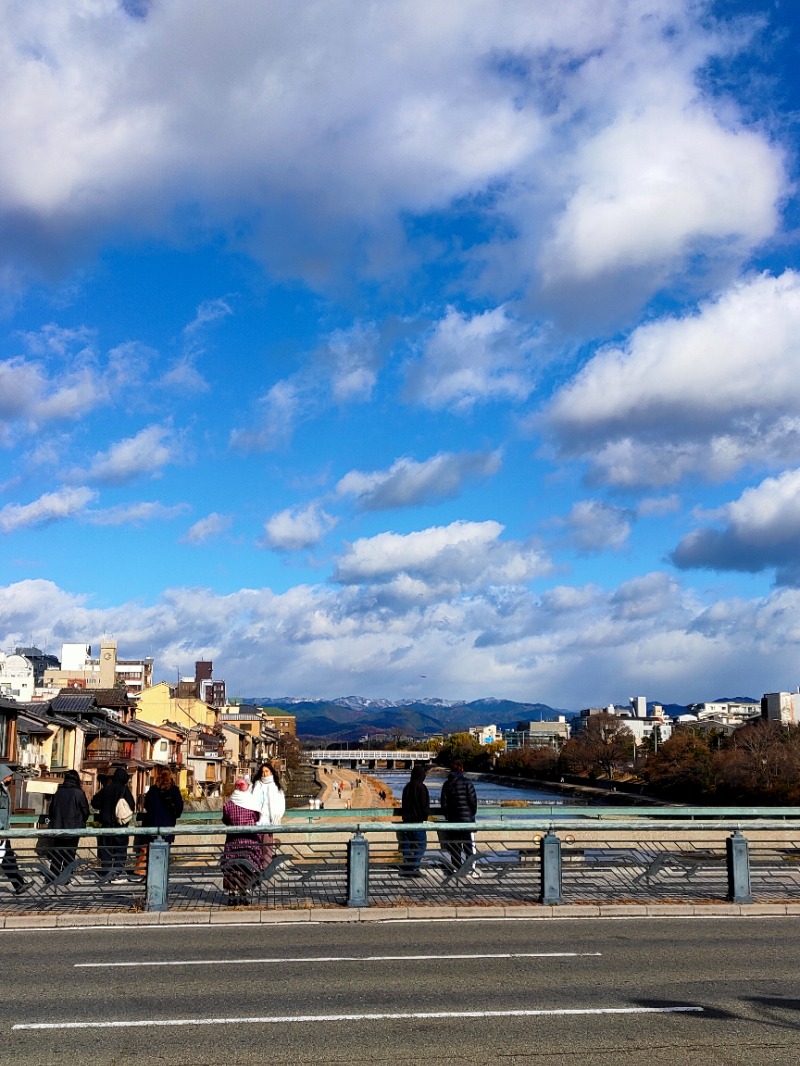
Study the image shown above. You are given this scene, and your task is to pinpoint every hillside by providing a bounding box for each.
[243,696,575,742]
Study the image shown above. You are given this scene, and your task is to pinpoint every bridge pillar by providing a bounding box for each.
[726,830,753,904]
[347,832,369,907]
[145,836,170,912]
[540,831,563,905]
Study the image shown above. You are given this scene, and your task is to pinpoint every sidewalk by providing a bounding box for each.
[3,900,800,929]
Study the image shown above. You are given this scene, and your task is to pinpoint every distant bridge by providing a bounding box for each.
[307,749,435,770]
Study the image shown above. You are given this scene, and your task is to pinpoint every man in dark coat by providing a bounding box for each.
[47,770,90,882]
[439,760,478,872]
[0,763,27,894]
[91,765,135,882]
[398,765,430,876]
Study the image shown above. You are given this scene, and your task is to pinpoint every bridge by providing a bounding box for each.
[307,748,435,769]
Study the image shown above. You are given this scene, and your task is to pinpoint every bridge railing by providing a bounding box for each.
[2,813,799,915]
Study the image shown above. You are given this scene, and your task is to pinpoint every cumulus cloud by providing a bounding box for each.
[0,1,777,310]
[539,105,782,288]
[2,572,799,706]
[74,424,180,485]
[560,500,633,553]
[405,307,537,412]
[336,449,501,511]
[181,512,233,545]
[548,271,800,486]
[332,520,550,601]
[261,503,337,552]
[671,469,800,585]
[0,486,95,532]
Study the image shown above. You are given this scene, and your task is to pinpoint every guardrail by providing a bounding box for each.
[3,811,800,915]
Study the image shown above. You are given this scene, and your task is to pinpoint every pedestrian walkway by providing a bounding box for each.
[315,767,395,809]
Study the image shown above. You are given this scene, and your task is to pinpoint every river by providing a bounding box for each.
[372,768,568,806]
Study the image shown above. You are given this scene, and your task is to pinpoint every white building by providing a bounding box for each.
[0,652,35,702]
[690,701,761,725]
[468,723,501,745]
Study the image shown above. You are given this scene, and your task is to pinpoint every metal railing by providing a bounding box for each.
[2,810,800,915]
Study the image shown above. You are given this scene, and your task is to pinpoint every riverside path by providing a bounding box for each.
[3,914,800,1065]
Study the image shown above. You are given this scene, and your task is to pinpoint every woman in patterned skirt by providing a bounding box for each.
[221,780,264,906]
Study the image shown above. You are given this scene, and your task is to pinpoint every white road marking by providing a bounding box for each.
[13,1005,703,1030]
[75,950,601,968]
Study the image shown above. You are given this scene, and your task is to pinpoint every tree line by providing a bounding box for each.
[435,715,800,804]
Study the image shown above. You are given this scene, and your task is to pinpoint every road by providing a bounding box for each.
[2,915,800,1064]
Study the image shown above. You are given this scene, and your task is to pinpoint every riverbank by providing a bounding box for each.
[315,766,396,809]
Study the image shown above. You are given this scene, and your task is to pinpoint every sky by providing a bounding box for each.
[2,0,800,708]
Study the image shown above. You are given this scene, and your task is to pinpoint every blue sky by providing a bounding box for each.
[2,0,800,707]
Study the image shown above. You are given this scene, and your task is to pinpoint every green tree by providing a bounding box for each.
[437,732,482,768]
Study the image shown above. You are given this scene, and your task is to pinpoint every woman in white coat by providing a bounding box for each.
[249,761,286,865]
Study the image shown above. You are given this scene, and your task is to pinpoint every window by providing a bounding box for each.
[0,715,7,759]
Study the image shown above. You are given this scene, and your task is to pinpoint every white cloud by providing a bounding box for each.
[539,105,782,287]
[324,322,381,404]
[86,501,190,527]
[261,503,337,552]
[333,520,549,598]
[0,486,95,532]
[548,271,800,486]
[76,424,180,485]
[405,306,537,412]
[181,512,233,545]
[0,1,777,309]
[336,450,501,511]
[2,572,799,707]
[671,469,800,584]
[561,500,632,553]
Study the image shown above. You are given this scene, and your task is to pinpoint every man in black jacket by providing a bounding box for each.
[439,760,478,873]
[398,765,430,876]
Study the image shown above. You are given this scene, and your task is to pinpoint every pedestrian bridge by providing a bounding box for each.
[308,749,435,770]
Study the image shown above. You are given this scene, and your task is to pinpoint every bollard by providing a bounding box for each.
[540,830,563,905]
[145,836,171,912]
[347,831,369,908]
[726,830,753,904]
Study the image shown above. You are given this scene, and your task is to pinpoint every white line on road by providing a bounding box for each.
[13,1006,703,1031]
[75,951,601,969]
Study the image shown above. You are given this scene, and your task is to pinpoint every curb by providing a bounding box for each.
[3,901,800,929]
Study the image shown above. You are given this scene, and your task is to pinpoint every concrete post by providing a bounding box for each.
[726,830,753,904]
[145,836,170,912]
[540,830,563,905]
[347,831,369,907]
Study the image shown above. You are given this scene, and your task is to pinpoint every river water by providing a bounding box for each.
[373,768,567,806]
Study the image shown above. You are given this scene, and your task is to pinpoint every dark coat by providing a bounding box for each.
[143,784,184,828]
[440,770,477,822]
[401,772,430,823]
[48,773,90,830]
[92,766,135,828]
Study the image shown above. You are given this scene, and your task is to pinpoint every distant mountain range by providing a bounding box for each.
[241,696,575,742]
[239,694,761,743]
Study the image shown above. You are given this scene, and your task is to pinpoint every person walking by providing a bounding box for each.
[0,764,27,894]
[398,764,430,877]
[46,770,90,882]
[439,760,478,873]
[221,779,265,905]
[91,765,135,882]
[248,761,286,866]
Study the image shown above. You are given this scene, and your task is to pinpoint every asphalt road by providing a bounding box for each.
[2,915,800,1065]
